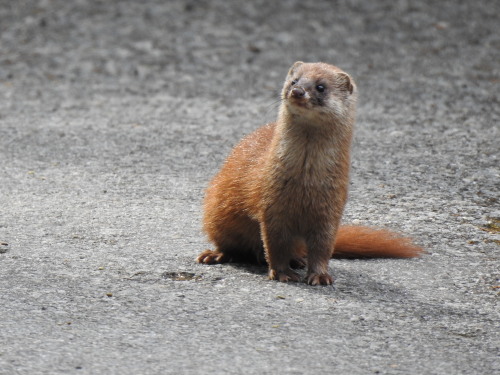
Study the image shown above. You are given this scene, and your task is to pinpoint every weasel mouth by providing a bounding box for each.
[288,96,309,108]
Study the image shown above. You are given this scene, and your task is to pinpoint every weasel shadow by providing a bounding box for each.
[225,259,416,301]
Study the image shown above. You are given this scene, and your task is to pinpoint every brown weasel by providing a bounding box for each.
[197,61,423,286]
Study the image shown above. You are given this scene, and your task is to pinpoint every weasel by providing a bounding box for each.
[197,61,423,286]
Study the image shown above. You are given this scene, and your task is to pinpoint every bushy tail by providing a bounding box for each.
[333,225,424,259]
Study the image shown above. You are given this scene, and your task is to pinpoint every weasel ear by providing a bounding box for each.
[288,61,304,76]
[337,72,354,95]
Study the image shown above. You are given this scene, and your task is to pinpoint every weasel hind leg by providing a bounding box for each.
[196,249,232,264]
[197,231,266,265]
[269,268,301,282]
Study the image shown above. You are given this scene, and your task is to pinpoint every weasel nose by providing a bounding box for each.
[291,87,305,98]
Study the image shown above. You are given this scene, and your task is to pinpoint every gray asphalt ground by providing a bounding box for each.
[1,1,499,374]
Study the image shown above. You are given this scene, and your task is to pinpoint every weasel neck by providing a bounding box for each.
[267,107,353,182]
[274,106,353,158]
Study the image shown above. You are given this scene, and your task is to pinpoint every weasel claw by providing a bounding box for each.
[306,273,333,286]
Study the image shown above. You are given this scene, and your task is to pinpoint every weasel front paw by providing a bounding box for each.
[306,272,333,286]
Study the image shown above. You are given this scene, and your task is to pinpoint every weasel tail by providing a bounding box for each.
[333,226,423,259]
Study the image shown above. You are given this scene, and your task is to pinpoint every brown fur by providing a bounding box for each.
[197,61,423,285]
[334,226,423,259]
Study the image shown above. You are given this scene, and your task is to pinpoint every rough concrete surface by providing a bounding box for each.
[0,1,499,374]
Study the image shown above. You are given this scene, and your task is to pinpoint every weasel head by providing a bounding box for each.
[280,61,357,125]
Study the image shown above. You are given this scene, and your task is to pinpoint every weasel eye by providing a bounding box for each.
[316,84,325,92]
[291,79,298,85]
